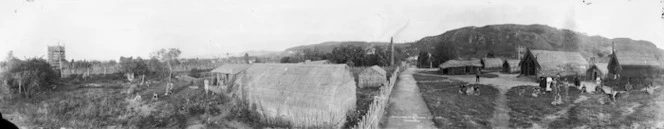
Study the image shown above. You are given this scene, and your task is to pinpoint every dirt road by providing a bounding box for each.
[385,68,437,129]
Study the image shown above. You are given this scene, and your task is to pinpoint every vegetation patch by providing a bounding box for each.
[343,86,381,128]
[413,74,499,129]
[549,88,664,129]
[506,85,581,128]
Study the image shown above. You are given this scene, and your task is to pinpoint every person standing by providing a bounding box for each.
[475,71,480,83]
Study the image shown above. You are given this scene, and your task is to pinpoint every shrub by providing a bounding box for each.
[1,57,58,98]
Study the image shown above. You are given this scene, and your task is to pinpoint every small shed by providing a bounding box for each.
[358,65,387,88]
[519,50,589,77]
[231,63,356,128]
[481,57,503,71]
[586,63,608,80]
[502,59,521,73]
[210,64,251,85]
[439,59,482,75]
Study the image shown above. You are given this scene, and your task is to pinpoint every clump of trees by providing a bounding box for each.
[1,51,58,98]
[280,45,407,67]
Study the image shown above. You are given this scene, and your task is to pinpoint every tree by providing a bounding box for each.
[329,45,365,66]
[119,56,149,81]
[417,52,431,68]
[152,48,181,82]
[1,57,57,98]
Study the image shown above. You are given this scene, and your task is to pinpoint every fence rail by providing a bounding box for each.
[352,64,405,129]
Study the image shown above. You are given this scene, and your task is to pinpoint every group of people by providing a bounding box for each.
[538,74,582,105]
[458,84,480,95]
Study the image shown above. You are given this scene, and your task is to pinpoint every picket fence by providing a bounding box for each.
[352,64,404,129]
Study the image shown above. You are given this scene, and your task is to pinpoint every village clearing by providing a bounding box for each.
[411,69,664,129]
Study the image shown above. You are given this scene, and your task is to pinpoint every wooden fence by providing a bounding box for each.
[352,64,405,129]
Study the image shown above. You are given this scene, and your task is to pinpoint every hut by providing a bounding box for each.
[210,64,251,85]
[586,63,609,80]
[358,65,387,88]
[231,64,356,128]
[439,59,482,75]
[502,59,521,73]
[519,50,589,77]
[481,57,503,72]
[302,60,331,64]
[608,51,662,78]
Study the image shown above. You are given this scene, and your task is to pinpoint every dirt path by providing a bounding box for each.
[431,72,537,129]
[385,68,437,129]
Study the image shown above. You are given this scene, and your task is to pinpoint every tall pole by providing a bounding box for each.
[390,37,394,66]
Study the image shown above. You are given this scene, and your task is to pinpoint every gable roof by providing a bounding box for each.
[211,64,251,74]
[482,58,503,68]
[589,63,609,74]
[529,50,589,67]
[439,59,482,69]
[363,65,387,75]
[528,50,589,76]
[504,59,520,67]
[612,51,661,67]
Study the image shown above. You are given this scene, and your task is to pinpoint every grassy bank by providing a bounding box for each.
[413,74,499,129]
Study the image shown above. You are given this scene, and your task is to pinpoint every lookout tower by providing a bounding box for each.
[47,45,66,71]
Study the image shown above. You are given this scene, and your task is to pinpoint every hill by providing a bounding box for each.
[412,24,663,65]
[284,41,413,54]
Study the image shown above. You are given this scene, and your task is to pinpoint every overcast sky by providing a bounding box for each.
[0,0,663,61]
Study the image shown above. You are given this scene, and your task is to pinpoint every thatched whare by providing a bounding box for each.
[231,63,356,128]
[502,59,521,73]
[210,64,251,85]
[481,57,503,71]
[439,59,482,75]
[519,50,589,77]
[586,63,608,80]
[608,51,662,78]
[358,65,387,88]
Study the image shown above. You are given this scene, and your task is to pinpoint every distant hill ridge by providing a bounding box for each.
[411,24,663,64]
[281,24,662,65]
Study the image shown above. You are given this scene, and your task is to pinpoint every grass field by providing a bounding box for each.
[506,84,664,128]
[413,74,499,129]
[506,85,582,128]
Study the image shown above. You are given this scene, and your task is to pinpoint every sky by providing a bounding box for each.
[0,0,663,61]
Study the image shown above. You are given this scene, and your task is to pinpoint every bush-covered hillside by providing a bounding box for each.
[411,24,663,66]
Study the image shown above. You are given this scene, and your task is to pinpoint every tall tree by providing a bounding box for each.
[151,48,181,81]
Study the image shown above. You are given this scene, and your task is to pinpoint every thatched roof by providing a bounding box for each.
[439,59,482,69]
[211,64,251,74]
[363,65,387,76]
[482,58,503,68]
[303,60,331,64]
[504,59,520,68]
[613,51,661,67]
[589,63,609,74]
[529,50,589,76]
[232,63,356,127]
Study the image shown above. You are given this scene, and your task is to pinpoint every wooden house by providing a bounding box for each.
[519,50,589,77]
[502,59,521,73]
[608,51,662,78]
[481,57,503,72]
[586,63,608,80]
[358,65,387,88]
[439,59,482,75]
